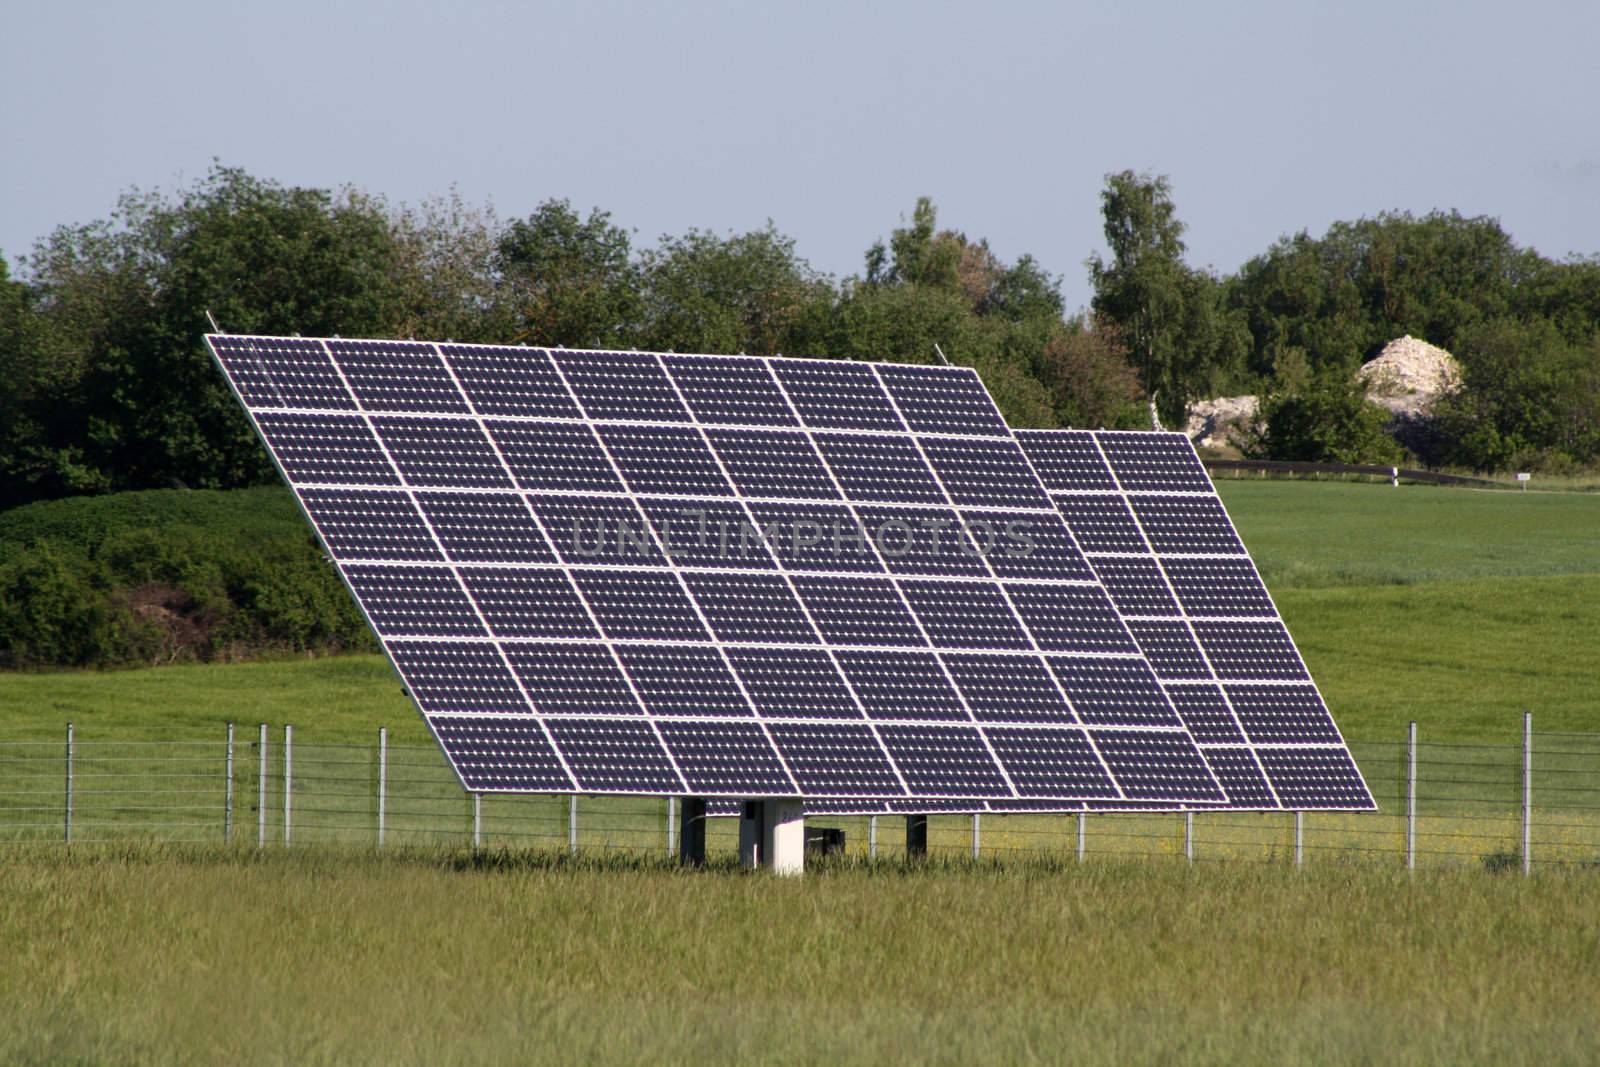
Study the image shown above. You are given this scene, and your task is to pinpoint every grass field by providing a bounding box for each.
[2,847,1598,1066]
[3,480,1600,1063]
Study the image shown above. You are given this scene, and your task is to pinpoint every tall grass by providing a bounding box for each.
[0,846,1596,1065]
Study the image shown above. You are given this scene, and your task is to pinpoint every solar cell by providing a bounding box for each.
[213,335,1233,804]
[370,416,508,488]
[813,433,944,503]
[254,413,396,485]
[210,336,353,410]
[874,363,1010,436]
[833,651,968,721]
[596,424,733,496]
[503,644,643,716]
[442,345,580,419]
[299,488,439,561]
[552,350,688,422]
[703,429,839,500]
[328,340,468,413]
[661,354,797,426]
[768,360,901,430]
[939,653,1076,724]
[459,568,597,638]
[413,491,554,563]
[545,719,681,793]
[484,422,622,493]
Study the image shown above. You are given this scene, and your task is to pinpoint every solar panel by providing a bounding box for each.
[1016,429,1374,811]
[210,335,1225,804]
[707,429,1374,816]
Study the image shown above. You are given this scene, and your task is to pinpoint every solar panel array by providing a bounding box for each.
[209,335,1230,804]
[1016,430,1371,809]
[717,431,1375,815]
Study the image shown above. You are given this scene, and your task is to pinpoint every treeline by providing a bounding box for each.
[3,165,1600,513]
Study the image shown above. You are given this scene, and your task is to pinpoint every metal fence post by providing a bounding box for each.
[1522,711,1532,876]
[377,727,387,849]
[64,722,74,845]
[568,795,578,855]
[283,724,293,847]
[666,796,677,855]
[1077,812,1086,862]
[257,724,267,849]
[1294,811,1304,869]
[473,794,482,849]
[971,813,981,860]
[868,815,878,859]
[1185,811,1194,865]
[225,722,235,843]
[1406,721,1417,871]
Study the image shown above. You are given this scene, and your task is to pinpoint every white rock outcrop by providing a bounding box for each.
[1357,335,1461,417]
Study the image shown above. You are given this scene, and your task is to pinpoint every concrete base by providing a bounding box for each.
[678,797,706,867]
[739,799,806,875]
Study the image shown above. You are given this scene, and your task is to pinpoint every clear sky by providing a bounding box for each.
[4,0,1596,310]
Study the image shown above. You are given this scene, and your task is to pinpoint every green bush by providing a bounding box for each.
[1248,364,1404,466]
[0,486,372,669]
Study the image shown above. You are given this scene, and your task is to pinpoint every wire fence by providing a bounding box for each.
[4,717,1597,872]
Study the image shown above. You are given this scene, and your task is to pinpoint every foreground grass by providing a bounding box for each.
[0,847,1596,1066]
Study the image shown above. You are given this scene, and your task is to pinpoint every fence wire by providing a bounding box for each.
[3,723,1596,871]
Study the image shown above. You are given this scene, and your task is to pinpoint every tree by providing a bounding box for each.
[1249,363,1403,465]
[7,166,408,506]
[636,224,829,355]
[1088,171,1243,426]
[496,200,641,348]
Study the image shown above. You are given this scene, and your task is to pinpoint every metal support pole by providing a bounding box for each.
[905,814,928,858]
[678,797,707,866]
[666,796,677,855]
[1522,710,1532,876]
[1406,721,1417,871]
[1184,811,1194,865]
[64,722,74,845]
[225,722,235,843]
[473,794,482,849]
[971,813,981,860]
[377,727,387,849]
[1077,812,1086,862]
[283,724,293,847]
[568,795,578,856]
[257,724,267,849]
[1294,811,1304,869]
[868,815,878,859]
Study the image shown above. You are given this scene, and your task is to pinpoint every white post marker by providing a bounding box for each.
[257,724,267,849]
[868,814,878,859]
[1185,811,1194,865]
[283,724,293,847]
[377,727,387,849]
[1077,812,1087,862]
[1522,711,1532,876]
[971,813,981,860]
[224,722,235,843]
[64,722,74,845]
[1406,721,1417,871]
[1294,811,1304,869]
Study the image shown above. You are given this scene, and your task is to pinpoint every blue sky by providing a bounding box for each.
[4,0,1596,310]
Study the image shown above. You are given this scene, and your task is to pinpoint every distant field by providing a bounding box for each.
[4,479,1596,746]
[1,847,1596,1066]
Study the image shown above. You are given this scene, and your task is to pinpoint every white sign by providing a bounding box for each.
[1515,473,1531,482]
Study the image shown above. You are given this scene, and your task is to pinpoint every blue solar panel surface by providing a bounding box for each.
[709,430,1374,816]
[209,336,1226,803]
